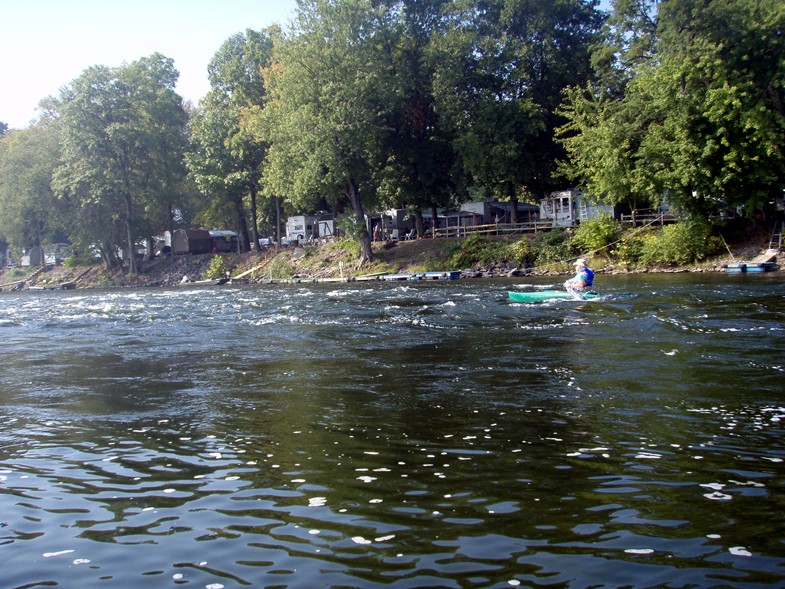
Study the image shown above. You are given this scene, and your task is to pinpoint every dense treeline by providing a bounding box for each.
[0,0,782,271]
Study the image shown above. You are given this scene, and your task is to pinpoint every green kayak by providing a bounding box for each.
[508,290,599,303]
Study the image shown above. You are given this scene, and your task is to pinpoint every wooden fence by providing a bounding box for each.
[430,221,559,239]
[619,211,678,227]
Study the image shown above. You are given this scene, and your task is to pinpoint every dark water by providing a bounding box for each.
[1,273,784,588]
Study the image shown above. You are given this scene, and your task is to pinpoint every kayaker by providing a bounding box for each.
[564,258,594,293]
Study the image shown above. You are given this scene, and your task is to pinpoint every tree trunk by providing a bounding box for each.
[346,178,373,267]
[275,196,282,244]
[234,197,251,253]
[168,204,175,265]
[507,182,519,224]
[414,209,424,237]
[124,193,137,274]
[430,205,439,237]
[249,185,260,251]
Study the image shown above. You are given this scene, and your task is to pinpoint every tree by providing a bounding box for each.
[187,29,277,252]
[53,54,189,272]
[0,121,66,261]
[373,0,458,236]
[256,0,401,265]
[560,0,785,214]
[438,0,604,220]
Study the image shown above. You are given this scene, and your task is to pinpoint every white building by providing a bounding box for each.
[539,189,616,227]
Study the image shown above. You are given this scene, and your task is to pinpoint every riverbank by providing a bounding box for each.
[0,230,777,291]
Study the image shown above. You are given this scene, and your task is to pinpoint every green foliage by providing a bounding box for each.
[206,255,230,279]
[64,255,96,268]
[502,238,535,266]
[533,229,571,269]
[326,238,361,263]
[570,212,622,255]
[613,231,647,267]
[561,0,785,213]
[335,214,364,244]
[639,219,721,266]
[54,54,189,274]
[447,235,498,268]
[0,124,66,251]
[267,255,294,279]
[447,234,537,269]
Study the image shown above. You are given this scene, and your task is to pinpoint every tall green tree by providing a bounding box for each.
[373,0,457,236]
[0,121,66,261]
[187,29,277,252]
[53,54,188,273]
[561,0,785,214]
[438,0,604,221]
[257,0,401,265]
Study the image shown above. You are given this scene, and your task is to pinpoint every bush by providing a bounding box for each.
[327,238,360,260]
[206,255,230,279]
[447,234,498,268]
[501,237,535,266]
[267,255,295,279]
[639,219,721,266]
[570,212,622,256]
[532,229,571,269]
[614,232,647,267]
[64,255,96,268]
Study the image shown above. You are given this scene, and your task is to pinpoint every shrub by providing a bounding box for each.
[447,234,498,268]
[532,229,571,269]
[267,255,295,279]
[570,212,622,256]
[327,238,360,260]
[64,255,96,268]
[206,255,230,279]
[614,232,647,267]
[501,237,535,267]
[639,219,721,266]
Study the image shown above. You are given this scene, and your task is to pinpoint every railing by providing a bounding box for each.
[768,220,782,252]
[620,210,678,227]
[430,221,558,239]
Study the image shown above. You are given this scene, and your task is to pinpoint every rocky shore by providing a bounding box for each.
[0,233,775,292]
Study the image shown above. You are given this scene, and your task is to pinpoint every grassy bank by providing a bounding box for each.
[0,219,777,291]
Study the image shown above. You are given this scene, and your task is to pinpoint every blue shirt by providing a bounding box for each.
[575,268,594,286]
[575,268,594,287]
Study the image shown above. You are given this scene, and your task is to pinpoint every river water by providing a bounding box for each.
[1,272,784,588]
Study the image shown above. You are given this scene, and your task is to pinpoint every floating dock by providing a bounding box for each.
[725,261,779,273]
[382,270,461,282]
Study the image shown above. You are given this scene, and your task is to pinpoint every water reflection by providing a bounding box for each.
[1,274,784,587]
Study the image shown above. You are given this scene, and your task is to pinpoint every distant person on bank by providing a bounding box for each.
[564,258,594,293]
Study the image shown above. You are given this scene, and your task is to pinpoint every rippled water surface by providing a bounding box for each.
[1,273,784,588]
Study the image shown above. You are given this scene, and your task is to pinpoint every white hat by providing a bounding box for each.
[574,258,587,267]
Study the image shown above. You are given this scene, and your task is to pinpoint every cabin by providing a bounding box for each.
[171,229,212,255]
[539,189,616,227]
[460,200,539,224]
[366,209,416,241]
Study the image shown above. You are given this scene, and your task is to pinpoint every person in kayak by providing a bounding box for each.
[564,258,594,293]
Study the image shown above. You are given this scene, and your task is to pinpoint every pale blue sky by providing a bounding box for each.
[0,0,298,129]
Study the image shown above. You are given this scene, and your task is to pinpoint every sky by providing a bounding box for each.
[0,0,299,129]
